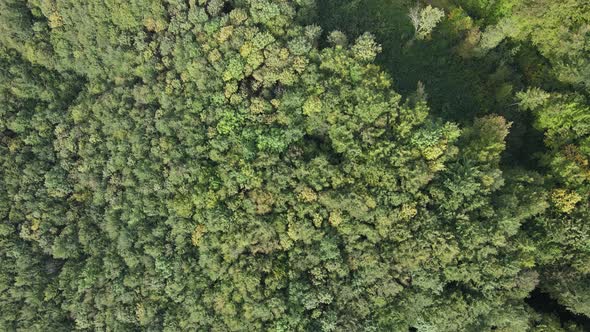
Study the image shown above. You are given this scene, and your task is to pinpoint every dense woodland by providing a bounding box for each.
[0,0,589,331]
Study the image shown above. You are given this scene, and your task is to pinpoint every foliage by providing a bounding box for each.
[408,4,445,40]
[0,0,589,331]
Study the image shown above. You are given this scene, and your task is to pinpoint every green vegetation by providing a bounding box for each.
[0,0,588,331]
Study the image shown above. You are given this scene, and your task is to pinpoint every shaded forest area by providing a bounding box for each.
[317,0,571,168]
[0,0,589,331]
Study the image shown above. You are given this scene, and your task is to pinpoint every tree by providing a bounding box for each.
[408,4,445,40]
[1,0,589,330]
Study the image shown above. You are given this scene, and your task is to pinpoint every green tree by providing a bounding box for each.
[1,0,589,330]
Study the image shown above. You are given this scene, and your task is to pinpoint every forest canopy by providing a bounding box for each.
[0,0,589,331]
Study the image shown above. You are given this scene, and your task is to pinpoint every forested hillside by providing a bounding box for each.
[0,0,588,331]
